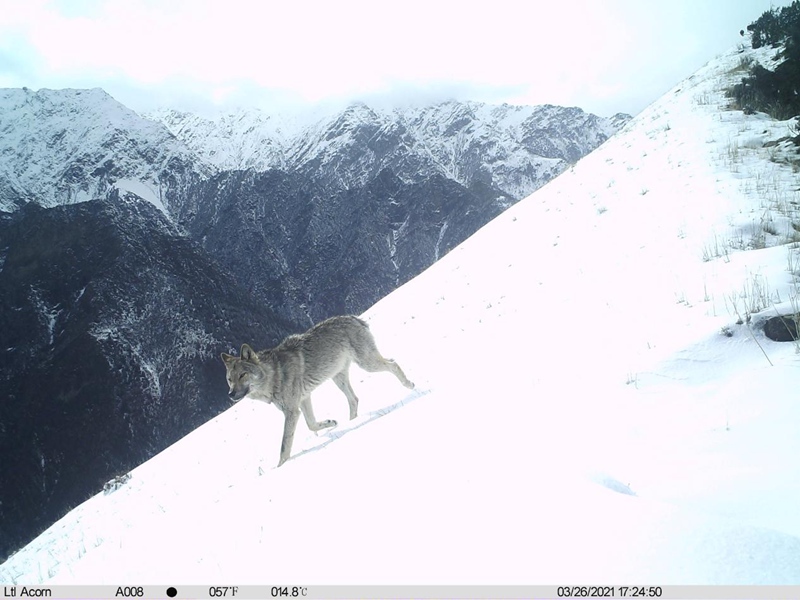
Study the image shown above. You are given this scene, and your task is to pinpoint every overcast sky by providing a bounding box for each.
[0,0,793,118]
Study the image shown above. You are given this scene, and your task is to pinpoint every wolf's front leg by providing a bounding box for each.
[300,396,337,431]
[278,408,301,467]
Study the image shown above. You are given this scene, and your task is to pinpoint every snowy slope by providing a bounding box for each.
[4,41,800,584]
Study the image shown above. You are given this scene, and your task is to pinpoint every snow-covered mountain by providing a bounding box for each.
[149,100,630,199]
[0,89,625,219]
[3,38,800,584]
[0,88,212,214]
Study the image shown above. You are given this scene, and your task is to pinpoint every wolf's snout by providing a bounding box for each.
[228,388,246,402]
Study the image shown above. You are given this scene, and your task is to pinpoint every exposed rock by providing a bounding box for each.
[763,315,799,341]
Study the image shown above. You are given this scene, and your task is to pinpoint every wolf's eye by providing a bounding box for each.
[239,372,248,381]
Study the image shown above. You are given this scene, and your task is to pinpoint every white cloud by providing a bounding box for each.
[0,0,794,116]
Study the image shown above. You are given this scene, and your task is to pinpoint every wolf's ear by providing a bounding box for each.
[221,352,235,365]
[240,343,259,363]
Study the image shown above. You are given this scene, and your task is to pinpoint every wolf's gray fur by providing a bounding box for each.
[221,315,414,466]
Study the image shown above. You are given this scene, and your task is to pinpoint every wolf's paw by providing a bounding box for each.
[405,380,416,389]
[321,419,337,429]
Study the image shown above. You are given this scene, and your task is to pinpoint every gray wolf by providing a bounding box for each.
[221,315,414,466]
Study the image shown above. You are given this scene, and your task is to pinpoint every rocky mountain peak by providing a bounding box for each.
[148,99,630,200]
[0,88,213,214]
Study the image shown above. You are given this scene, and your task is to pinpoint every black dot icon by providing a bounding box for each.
[166,587,178,598]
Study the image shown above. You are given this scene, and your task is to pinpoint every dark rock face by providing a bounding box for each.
[180,168,514,324]
[0,195,293,559]
[763,315,799,341]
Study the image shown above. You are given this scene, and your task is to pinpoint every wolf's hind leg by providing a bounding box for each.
[356,352,415,390]
[300,396,337,432]
[333,371,360,419]
[385,358,415,389]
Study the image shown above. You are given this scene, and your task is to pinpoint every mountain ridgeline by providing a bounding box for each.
[151,100,631,200]
[0,87,629,559]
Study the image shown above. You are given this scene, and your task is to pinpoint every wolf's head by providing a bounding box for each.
[221,344,263,403]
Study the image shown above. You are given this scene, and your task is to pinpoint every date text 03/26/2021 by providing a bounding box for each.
[557,586,663,598]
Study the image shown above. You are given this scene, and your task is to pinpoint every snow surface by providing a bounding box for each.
[112,179,167,214]
[3,42,800,584]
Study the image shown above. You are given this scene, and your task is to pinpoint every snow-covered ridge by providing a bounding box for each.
[0,87,212,214]
[148,100,630,199]
[0,87,626,217]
